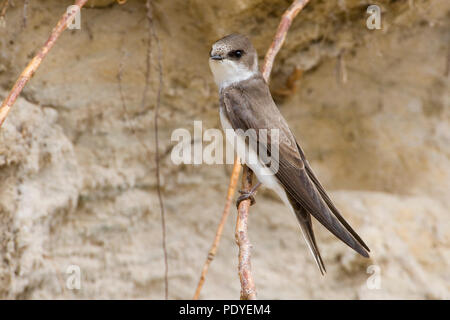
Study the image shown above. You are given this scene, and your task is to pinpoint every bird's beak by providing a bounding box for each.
[210,55,223,61]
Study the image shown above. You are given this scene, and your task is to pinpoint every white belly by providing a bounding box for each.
[219,107,323,265]
[219,107,290,205]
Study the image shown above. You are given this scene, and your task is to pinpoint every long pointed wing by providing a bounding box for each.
[296,143,370,252]
[289,194,326,274]
[221,76,369,257]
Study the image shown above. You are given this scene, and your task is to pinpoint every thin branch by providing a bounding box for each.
[146,0,169,300]
[235,0,311,300]
[0,0,89,128]
[235,165,256,300]
[262,0,311,82]
[193,156,241,300]
[193,0,311,301]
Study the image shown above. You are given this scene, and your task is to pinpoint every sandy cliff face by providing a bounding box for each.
[0,0,448,299]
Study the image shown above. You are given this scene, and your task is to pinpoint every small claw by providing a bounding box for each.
[236,190,256,208]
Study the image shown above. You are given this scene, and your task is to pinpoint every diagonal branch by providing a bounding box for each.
[193,156,241,299]
[262,0,311,81]
[234,0,311,300]
[194,0,311,300]
[0,0,89,127]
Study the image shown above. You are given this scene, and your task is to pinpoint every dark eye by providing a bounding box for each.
[228,50,244,59]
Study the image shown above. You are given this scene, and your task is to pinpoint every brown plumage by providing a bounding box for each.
[210,34,370,273]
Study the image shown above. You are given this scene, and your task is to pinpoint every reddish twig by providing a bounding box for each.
[194,0,310,301]
[0,0,89,128]
[262,0,310,82]
[235,165,256,300]
[236,0,311,300]
[193,156,241,300]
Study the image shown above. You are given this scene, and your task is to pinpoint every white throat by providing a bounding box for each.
[209,58,257,90]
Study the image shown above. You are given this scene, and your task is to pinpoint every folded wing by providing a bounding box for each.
[221,77,369,257]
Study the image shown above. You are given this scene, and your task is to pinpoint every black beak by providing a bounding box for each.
[210,55,223,61]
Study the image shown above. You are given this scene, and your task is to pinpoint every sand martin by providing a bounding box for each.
[209,34,370,274]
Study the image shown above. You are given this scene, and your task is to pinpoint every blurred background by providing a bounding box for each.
[0,0,448,299]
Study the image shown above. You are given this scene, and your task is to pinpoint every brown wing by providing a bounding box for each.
[221,75,369,257]
[296,143,370,252]
[288,193,326,274]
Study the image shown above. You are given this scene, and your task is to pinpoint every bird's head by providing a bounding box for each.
[209,33,258,89]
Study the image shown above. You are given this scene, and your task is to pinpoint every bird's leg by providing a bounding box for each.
[236,182,261,208]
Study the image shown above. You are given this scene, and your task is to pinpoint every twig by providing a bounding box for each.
[262,0,310,82]
[235,165,256,300]
[0,0,89,127]
[146,0,169,300]
[194,0,311,301]
[235,0,311,300]
[193,156,241,300]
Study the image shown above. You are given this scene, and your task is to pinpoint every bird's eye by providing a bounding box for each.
[228,50,244,59]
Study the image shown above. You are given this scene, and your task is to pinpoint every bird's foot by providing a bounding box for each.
[235,182,261,208]
[236,191,256,208]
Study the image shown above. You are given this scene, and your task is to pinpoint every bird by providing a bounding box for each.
[208,33,370,274]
